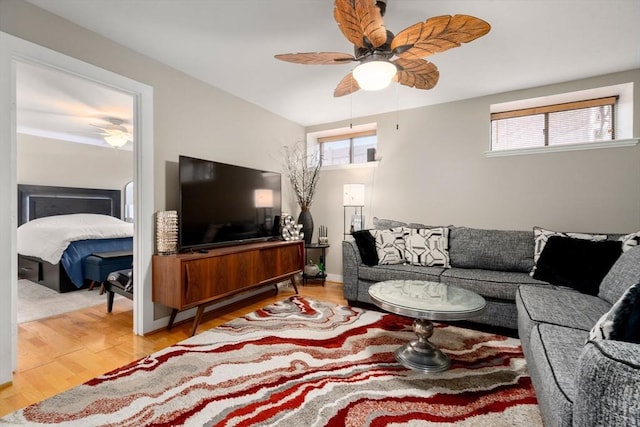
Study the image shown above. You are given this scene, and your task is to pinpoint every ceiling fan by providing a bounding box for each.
[91,117,132,148]
[275,0,490,97]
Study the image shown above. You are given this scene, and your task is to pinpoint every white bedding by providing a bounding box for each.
[17,213,134,264]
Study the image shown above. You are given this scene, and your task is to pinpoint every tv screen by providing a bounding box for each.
[178,155,282,251]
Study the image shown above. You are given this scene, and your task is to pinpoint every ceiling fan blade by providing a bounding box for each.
[334,0,388,49]
[333,72,360,97]
[391,15,491,60]
[274,52,355,65]
[355,0,388,48]
[393,58,439,90]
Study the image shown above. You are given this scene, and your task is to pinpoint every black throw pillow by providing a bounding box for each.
[533,236,622,296]
[351,230,378,266]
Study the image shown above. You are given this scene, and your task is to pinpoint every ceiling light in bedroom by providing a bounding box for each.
[104,132,129,148]
[93,118,131,148]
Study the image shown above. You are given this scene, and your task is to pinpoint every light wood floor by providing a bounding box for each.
[0,280,346,417]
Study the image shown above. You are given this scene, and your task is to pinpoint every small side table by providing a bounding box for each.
[303,243,329,286]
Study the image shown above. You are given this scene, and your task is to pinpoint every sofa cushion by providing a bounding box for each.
[440,268,545,300]
[516,286,611,337]
[403,227,450,267]
[372,217,406,229]
[532,236,622,296]
[448,227,534,272]
[351,230,378,266]
[358,264,444,283]
[528,323,588,427]
[531,226,607,276]
[370,227,406,265]
[589,282,640,343]
[598,246,640,304]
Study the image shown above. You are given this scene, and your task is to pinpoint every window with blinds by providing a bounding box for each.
[318,130,377,166]
[491,96,616,151]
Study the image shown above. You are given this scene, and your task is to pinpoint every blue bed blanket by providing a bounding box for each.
[61,238,133,288]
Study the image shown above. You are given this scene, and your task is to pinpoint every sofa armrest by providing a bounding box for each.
[573,340,640,427]
[342,240,362,301]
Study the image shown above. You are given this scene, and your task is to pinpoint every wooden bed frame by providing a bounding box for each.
[17,184,122,293]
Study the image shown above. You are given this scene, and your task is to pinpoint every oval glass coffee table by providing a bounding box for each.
[368,280,486,373]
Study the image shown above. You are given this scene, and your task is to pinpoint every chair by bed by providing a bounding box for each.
[17,184,133,293]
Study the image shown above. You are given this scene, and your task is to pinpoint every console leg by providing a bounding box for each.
[191,305,205,336]
[167,309,178,330]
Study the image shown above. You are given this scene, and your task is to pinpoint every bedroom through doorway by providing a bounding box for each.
[15,62,136,326]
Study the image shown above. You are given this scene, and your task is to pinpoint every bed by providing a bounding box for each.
[17,185,133,293]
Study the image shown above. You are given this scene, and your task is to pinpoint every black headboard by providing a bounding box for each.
[18,185,122,226]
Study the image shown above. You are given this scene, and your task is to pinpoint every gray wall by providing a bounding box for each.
[2,0,639,286]
[17,134,133,191]
[0,0,304,322]
[307,69,640,279]
[0,0,304,219]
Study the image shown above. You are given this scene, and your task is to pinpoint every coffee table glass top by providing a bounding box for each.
[368,280,486,321]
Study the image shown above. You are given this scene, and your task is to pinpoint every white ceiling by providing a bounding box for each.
[17,0,640,144]
[17,61,134,149]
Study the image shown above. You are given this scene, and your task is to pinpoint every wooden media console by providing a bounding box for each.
[152,240,304,335]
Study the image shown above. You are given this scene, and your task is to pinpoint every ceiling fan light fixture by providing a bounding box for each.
[104,133,129,148]
[352,60,397,91]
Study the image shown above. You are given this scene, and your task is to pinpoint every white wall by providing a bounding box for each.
[307,69,640,280]
[17,134,133,191]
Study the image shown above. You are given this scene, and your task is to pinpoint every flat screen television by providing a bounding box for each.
[178,155,282,251]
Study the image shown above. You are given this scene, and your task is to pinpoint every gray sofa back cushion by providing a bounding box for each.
[598,246,640,304]
[448,227,534,272]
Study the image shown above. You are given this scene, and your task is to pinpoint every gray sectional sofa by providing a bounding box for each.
[342,219,640,426]
[343,222,552,329]
[516,246,640,427]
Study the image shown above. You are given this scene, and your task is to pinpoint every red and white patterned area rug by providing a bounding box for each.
[1,296,543,426]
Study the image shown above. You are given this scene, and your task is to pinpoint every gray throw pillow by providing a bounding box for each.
[589,282,640,343]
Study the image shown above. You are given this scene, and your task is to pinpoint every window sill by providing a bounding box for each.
[321,161,379,171]
[484,138,639,158]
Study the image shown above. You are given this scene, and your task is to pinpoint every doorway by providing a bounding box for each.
[0,31,154,384]
[15,59,135,322]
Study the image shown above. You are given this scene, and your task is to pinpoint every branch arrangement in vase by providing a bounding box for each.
[282,142,321,210]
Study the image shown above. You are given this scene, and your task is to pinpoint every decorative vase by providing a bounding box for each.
[298,207,314,245]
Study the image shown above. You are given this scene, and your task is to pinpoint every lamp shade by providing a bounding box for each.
[343,184,365,206]
[254,189,274,208]
[352,60,397,91]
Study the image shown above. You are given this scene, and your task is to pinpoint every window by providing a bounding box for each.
[317,130,376,166]
[491,97,616,151]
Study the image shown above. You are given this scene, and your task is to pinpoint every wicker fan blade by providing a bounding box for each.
[334,72,360,97]
[334,0,388,49]
[355,0,388,48]
[391,15,491,60]
[274,52,355,65]
[393,58,439,90]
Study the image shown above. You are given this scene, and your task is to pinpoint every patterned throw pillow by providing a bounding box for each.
[619,231,640,252]
[370,227,407,265]
[403,227,451,268]
[531,226,607,276]
[589,282,640,343]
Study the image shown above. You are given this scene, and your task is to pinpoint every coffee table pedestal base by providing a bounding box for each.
[395,318,450,373]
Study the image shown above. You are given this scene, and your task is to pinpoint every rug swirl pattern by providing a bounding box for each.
[1,296,542,426]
